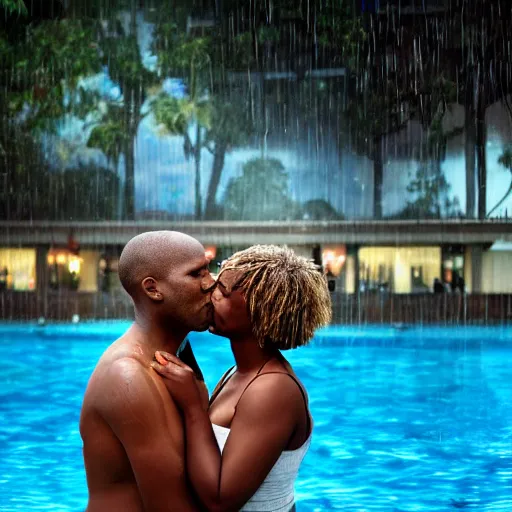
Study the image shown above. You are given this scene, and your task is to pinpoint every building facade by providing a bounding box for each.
[1,220,511,323]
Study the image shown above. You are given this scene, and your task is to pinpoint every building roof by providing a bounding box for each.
[1,220,511,247]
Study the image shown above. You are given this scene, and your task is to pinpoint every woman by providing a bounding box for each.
[152,245,331,512]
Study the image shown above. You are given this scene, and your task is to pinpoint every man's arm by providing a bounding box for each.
[182,374,303,512]
[98,357,200,512]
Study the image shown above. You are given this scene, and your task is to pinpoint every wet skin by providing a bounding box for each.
[151,268,312,512]
[80,248,214,512]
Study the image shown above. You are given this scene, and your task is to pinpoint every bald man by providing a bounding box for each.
[80,231,215,512]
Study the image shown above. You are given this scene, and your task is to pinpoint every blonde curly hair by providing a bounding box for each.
[218,245,332,350]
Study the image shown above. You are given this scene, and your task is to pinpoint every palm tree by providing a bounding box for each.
[86,107,128,171]
[203,99,253,219]
[86,105,131,218]
[487,147,512,217]
[152,22,215,219]
[152,92,213,220]
[87,1,158,219]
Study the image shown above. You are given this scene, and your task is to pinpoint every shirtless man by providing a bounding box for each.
[80,231,215,512]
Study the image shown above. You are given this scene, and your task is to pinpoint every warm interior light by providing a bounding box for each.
[68,257,81,274]
[443,259,453,269]
[323,250,335,263]
[56,253,67,265]
[205,246,217,260]
[322,246,347,277]
[47,254,55,265]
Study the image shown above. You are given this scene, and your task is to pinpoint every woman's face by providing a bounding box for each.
[210,269,252,339]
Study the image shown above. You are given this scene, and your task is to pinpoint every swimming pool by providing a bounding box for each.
[1,323,511,511]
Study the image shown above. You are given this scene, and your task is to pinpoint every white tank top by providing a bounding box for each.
[212,423,311,512]
[208,361,312,512]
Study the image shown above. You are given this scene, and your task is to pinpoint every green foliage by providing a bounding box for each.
[101,33,157,92]
[346,78,458,158]
[1,4,162,221]
[0,128,119,220]
[230,32,254,69]
[167,37,212,74]
[0,33,9,55]
[152,16,219,220]
[487,146,512,217]
[302,199,343,221]
[223,157,297,221]
[152,19,212,96]
[87,116,130,166]
[2,19,101,131]
[258,26,280,44]
[316,0,366,68]
[0,0,26,15]
[67,0,134,20]
[151,90,213,218]
[216,0,364,71]
[72,87,102,120]
[498,147,512,171]
[152,93,212,139]
[345,8,459,155]
[203,97,254,218]
[205,99,253,149]
[276,0,303,19]
[86,14,160,220]
[152,95,191,134]
[345,89,409,155]
[56,165,120,220]
[424,103,464,162]
[396,164,462,220]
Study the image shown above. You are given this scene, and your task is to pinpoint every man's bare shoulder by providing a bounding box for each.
[80,338,198,512]
[105,353,146,377]
[89,354,153,407]
[83,337,154,412]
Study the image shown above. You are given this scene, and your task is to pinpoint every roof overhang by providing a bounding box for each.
[1,220,511,247]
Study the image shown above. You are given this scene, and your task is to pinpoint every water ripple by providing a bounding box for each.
[0,326,511,510]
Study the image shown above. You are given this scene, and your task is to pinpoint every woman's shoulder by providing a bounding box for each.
[262,358,307,394]
[239,363,308,414]
[233,374,305,431]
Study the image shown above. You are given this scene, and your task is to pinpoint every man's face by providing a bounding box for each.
[159,247,215,332]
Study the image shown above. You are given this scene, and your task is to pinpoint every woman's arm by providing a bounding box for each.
[152,354,303,512]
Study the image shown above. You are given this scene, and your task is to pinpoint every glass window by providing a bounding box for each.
[359,246,442,293]
[0,248,36,291]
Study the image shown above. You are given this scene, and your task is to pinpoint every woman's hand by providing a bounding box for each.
[151,351,202,410]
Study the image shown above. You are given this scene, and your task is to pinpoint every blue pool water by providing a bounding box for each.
[1,323,512,511]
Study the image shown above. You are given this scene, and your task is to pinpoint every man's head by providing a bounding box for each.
[118,231,214,332]
[213,245,332,349]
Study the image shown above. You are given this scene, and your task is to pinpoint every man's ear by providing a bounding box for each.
[141,277,163,301]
